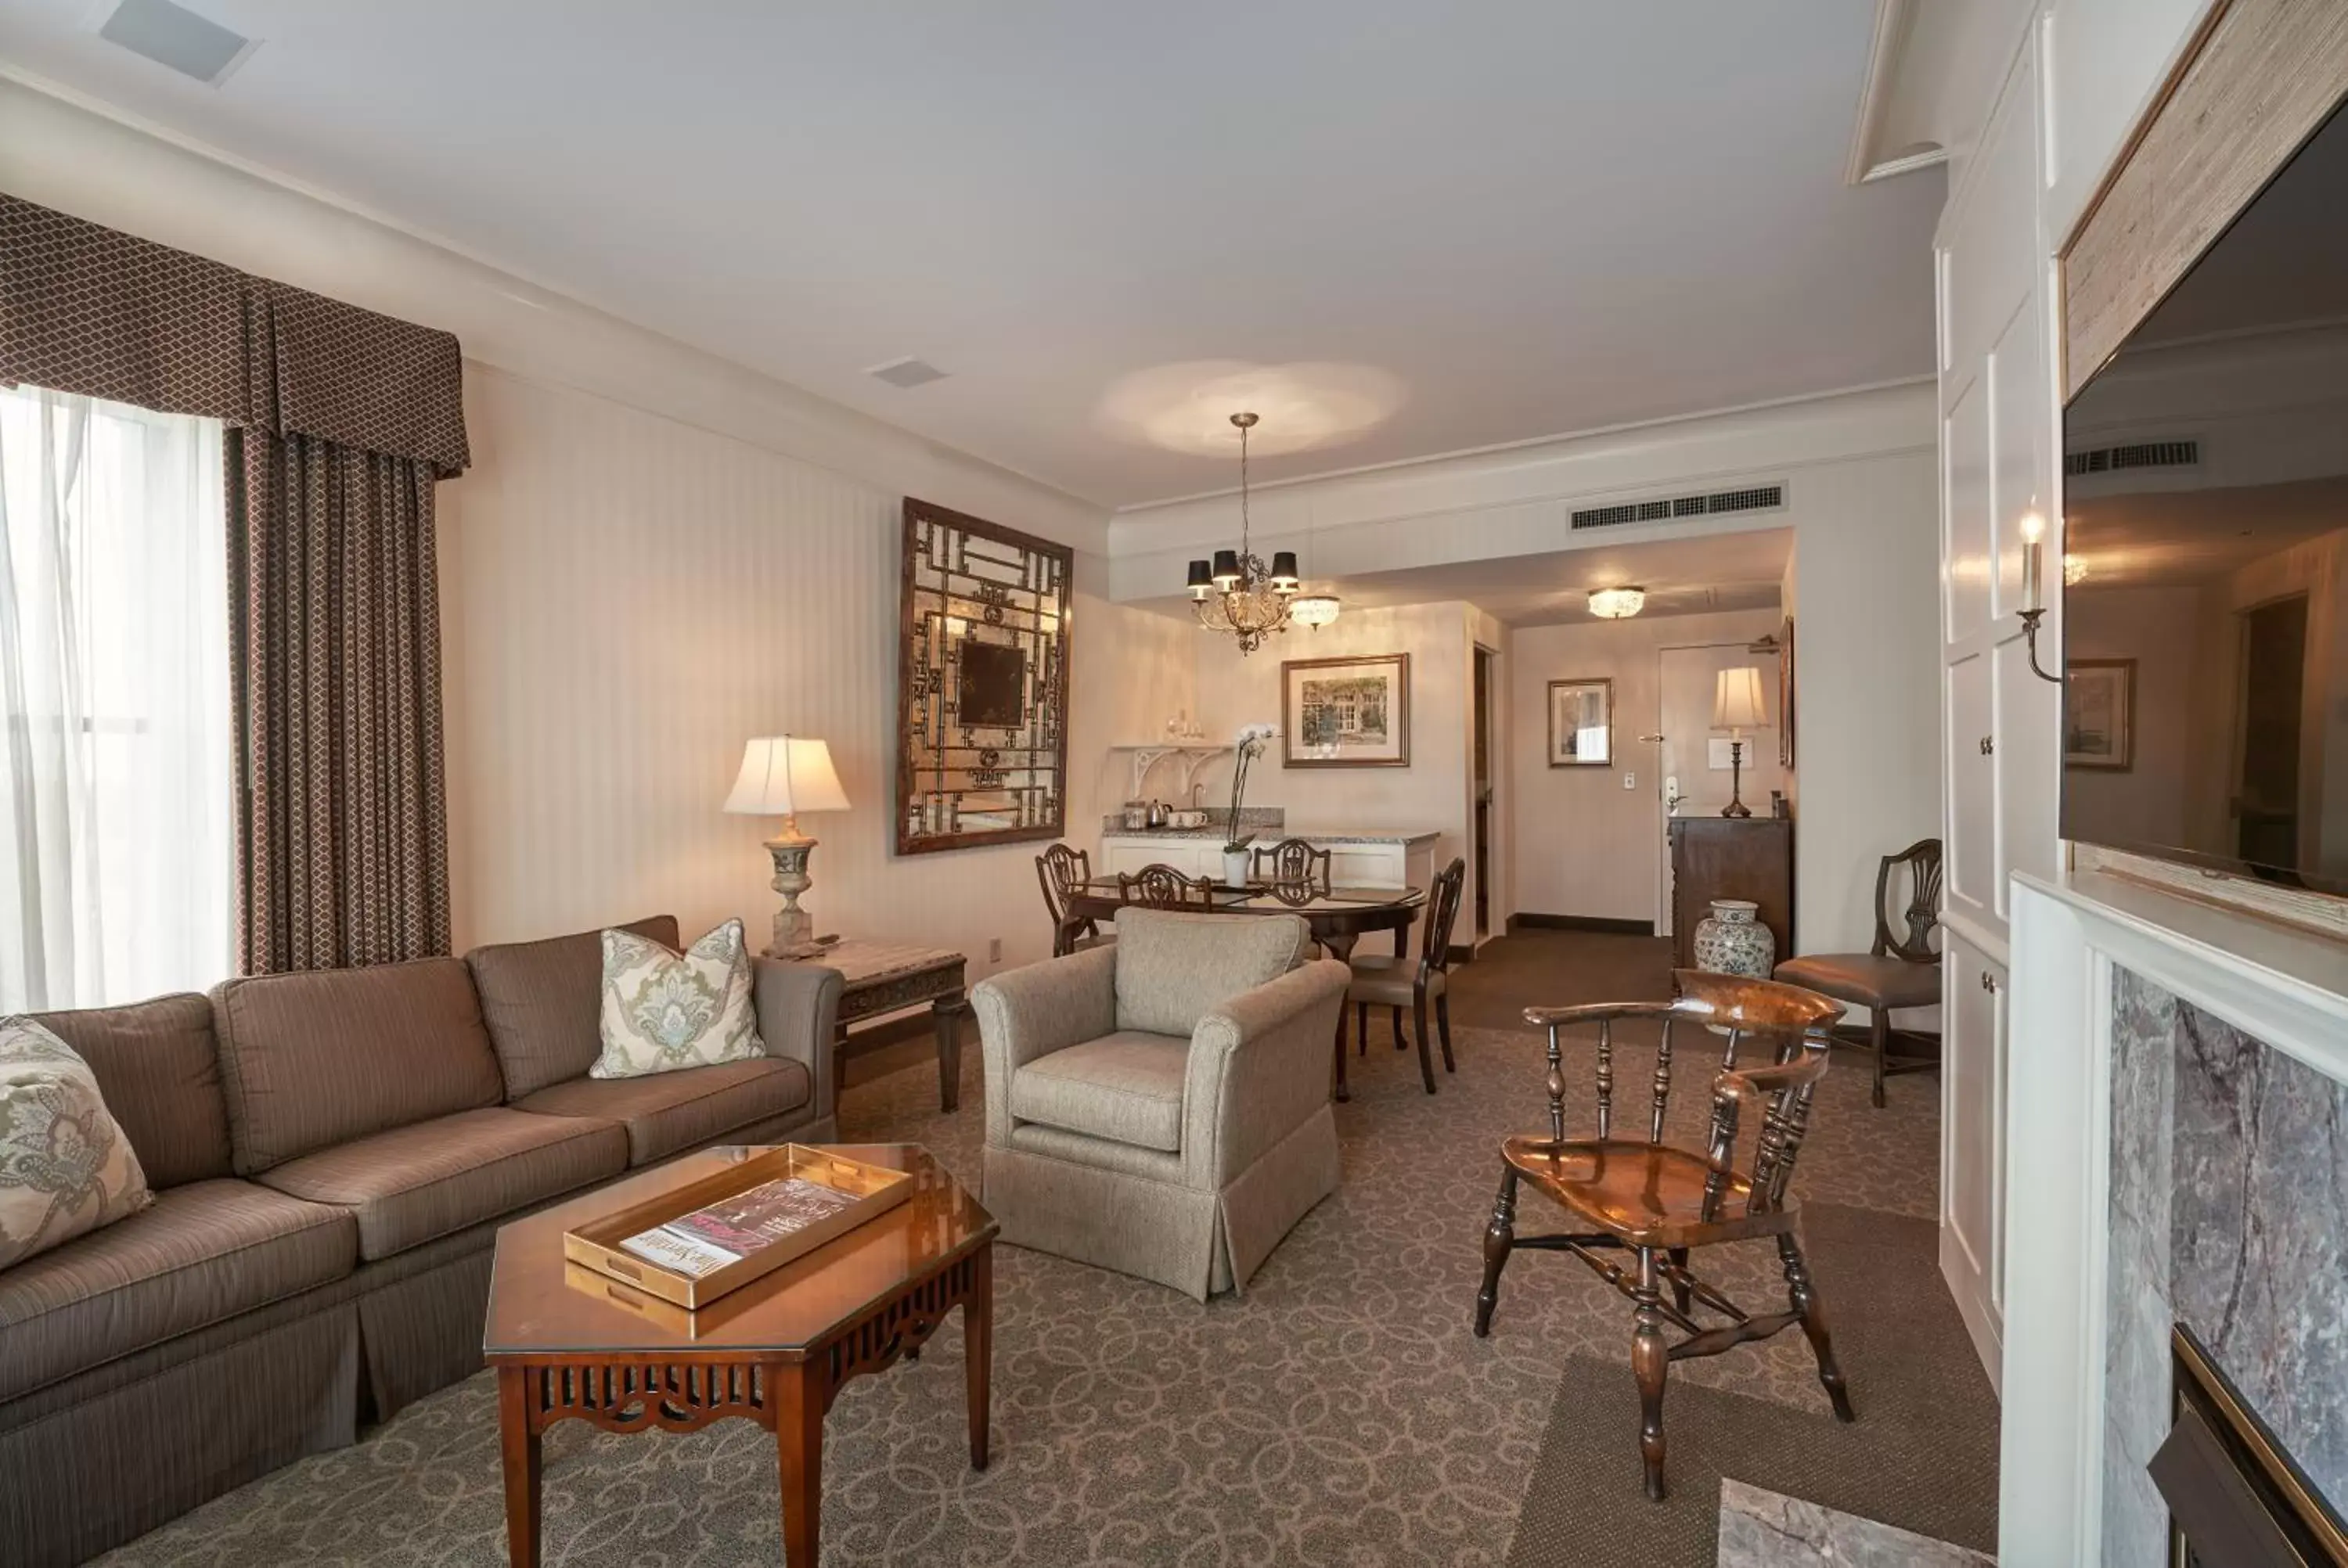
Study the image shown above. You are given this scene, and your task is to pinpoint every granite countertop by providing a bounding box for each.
[1102,825,1439,846]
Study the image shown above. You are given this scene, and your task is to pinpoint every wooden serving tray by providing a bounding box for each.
[563,1144,911,1310]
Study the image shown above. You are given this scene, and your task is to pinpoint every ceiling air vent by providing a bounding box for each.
[866,357,950,390]
[2064,439,2199,477]
[1570,483,1785,531]
[92,0,259,85]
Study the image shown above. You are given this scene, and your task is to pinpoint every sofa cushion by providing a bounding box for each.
[467,915,680,1099]
[0,1017,153,1271]
[30,993,232,1189]
[0,1177,355,1401]
[516,1057,811,1166]
[1111,908,1310,1038]
[254,1106,626,1260]
[211,958,506,1175]
[592,919,764,1079]
[1010,1030,1192,1152]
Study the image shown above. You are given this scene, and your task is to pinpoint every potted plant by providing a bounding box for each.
[1222,723,1277,886]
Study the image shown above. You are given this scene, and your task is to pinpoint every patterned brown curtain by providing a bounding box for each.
[0,193,468,971]
[229,432,452,970]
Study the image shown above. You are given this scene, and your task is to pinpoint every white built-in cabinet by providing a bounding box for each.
[1932,16,2065,1394]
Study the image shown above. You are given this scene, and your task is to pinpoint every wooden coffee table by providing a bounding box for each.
[483,1142,995,1567]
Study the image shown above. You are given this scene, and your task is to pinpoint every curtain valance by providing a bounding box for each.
[0,193,469,476]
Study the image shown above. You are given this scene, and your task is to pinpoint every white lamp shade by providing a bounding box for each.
[1712,667,1769,732]
[723,735,850,816]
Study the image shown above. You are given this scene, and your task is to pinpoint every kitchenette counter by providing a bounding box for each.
[1098,818,1439,893]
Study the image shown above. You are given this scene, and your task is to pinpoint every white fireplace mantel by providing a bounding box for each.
[1998,868,2348,1566]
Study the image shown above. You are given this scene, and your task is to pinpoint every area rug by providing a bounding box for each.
[96,937,1968,1567]
[1500,1206,2000,1568]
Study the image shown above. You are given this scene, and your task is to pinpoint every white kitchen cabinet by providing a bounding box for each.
[1098,834,1434,894]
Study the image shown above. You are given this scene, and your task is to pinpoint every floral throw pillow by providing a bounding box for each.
[1,1016,153,1269]
[591,918,765,1079]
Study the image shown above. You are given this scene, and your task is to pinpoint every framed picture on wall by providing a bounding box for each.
[1546,678,1612,766]
[1281,653,1410,768]
[2064,658,2135,771]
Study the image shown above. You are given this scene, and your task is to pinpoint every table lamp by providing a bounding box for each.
[724,735,850,958]
[1711,668,1768,819]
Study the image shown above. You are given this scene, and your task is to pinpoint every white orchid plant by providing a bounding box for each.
[1223,722,1280,854]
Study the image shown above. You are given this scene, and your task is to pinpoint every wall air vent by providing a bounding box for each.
[1570,483,1785,531]
[2064,439,2200,477]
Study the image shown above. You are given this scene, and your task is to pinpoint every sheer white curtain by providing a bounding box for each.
[0,383,231,1012]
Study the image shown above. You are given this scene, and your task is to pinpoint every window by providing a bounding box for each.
[0,383,231,1011]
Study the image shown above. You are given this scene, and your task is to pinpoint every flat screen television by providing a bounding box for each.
[2061,97,2348,899]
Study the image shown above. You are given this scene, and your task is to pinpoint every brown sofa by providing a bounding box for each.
[0,915,842,1568]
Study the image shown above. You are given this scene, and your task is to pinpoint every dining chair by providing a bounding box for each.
[1251,837,1332,899]
[1035,843,1110,957]
[1345,857,1466,1094]
[1475,970,1852,1501]
[1118,863,1218,909]
[1772,837,1942,1107]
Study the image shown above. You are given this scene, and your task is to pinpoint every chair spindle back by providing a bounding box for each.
[1525,971,1845,1217]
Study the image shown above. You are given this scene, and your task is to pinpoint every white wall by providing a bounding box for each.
[442,365,1183,966]
[2062,584,2204,853]
[1189,602,1477,910]
[1509,608,1782,926]
[1789,451,1947,954]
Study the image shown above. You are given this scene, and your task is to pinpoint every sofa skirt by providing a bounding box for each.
[0,1301,359,1568]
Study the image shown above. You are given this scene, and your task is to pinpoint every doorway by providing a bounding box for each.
[2235,594,2307,876]
[1472,646,1495,943]
[1655,641,1785,937]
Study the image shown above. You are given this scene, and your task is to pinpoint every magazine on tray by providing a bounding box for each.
[618,1174,861,1279]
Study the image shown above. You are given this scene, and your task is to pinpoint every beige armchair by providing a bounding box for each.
[971,907,1351,1300]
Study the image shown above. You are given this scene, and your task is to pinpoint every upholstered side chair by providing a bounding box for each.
[1772,837,1943,1107]
[971,907,1351,1300]
[1347,855,1467,1094]
[1035,843,1110,957]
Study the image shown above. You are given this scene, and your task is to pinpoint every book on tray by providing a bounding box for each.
[618,1175,860,1278]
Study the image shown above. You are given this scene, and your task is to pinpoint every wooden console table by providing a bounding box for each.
[792,940,970,1113]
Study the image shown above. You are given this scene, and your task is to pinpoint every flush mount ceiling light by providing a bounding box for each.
[1588,585,1647,620]
[1183,412,1338,654]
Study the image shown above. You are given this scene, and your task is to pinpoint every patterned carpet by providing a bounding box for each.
[96,935,1959,1567]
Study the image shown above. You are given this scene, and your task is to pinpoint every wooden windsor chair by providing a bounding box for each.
[1473,969,1853,1500]
[1035,843,1109,957]
[1116,862,1218,909]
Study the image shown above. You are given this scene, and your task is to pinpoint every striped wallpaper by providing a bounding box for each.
[441,362,1190,978]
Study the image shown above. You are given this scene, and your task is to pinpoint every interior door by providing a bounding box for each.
[1656,642,1785,935]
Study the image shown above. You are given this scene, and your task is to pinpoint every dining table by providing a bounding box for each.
[1061,879,1428,1102]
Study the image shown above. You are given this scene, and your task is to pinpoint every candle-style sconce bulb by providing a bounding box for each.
[2016,507,2062,684]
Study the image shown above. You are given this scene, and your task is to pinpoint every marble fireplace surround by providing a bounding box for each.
[2001,869,2348,1566]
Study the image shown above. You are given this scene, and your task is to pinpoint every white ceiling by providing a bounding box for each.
[0,0,1942,507]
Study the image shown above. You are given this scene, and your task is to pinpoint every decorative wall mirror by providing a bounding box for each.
[895,498,1073,854]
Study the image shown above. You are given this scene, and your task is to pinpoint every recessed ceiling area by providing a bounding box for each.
[1153,527,1790,628]
[0,0,1941,507]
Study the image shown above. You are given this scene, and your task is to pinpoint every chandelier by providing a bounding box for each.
[1184,412,1338,653]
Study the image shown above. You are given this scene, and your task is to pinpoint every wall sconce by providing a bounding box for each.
[2017,509,2063,685]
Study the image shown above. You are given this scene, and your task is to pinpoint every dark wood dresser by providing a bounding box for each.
[1668,817,1794,968]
